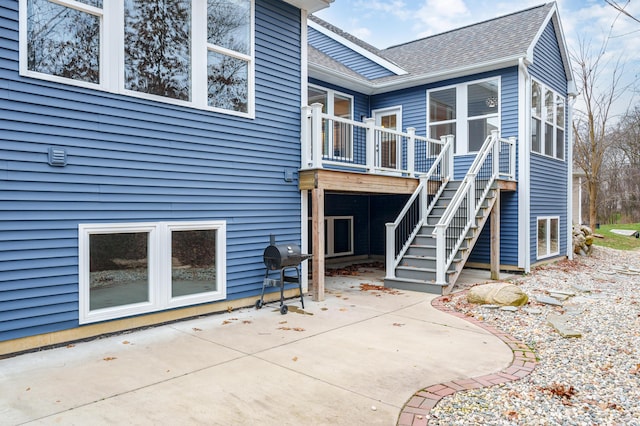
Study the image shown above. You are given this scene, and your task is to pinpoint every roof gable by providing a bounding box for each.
[309,2,573,93]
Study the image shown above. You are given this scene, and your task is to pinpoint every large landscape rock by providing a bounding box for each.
[467,283,529,306]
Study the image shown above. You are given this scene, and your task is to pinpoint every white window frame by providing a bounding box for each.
[308,84,355,161]
[307,215,355,258]
[427,76,501,155]
[326,216,354,257]
[19,0,255,118]
[536,216,560,260]
[79,220,226,324]
[530,79,565,160]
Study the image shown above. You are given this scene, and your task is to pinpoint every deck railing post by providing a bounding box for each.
[509,136,516,180]
[434,224,446,284]
[468,175,476,224]
[364,117,376,172]
[301,106,311,168]
[407,127,416,176]
[310,103,323,169]
[385,223,395,279]
[442,135,454,180]
[491,130,500,178]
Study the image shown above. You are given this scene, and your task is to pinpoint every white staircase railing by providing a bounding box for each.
[301,103,444,176]
[384,135,454,279]
[432,130,515,285]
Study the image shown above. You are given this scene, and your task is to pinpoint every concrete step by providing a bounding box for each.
[395,265,455,282]
[384,277,448,295]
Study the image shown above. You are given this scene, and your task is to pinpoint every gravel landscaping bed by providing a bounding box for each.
[429,246,640,425]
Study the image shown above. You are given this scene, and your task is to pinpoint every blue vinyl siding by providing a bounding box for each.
[0,0,303,342]
[528,20,569,264]
[308,27,395,80]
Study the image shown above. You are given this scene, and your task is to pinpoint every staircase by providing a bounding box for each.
[384,130,515,295]
[385,180,498,294]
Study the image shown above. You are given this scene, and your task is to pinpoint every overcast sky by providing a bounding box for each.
[315,0,640,119]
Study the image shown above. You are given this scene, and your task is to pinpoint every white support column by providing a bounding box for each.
[468,176,476,224]
[310,103,323,169]
[434,224,446,285]
[492,130,500,178]
[445,135,455,180]
[385,223,395,279]
[365,117,376,172]
[490,188,501,280]
[509,137,517,180]
[301,106,311,168]
[407,127,416,175]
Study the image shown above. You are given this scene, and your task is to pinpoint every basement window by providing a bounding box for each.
[537,216,559,259]
[79,221,226,324]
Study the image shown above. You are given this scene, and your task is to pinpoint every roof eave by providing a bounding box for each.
[310,55,524,94]
[284,0,333,13]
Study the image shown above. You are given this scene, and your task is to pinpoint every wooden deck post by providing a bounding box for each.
[490,189,500,280]
[311,187,325,301]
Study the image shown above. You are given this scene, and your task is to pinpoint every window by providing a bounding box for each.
[21,0,254,117]
[307,216,354,257]
[530,80,565,159]
[428,78,499,154]
[308,85,354,160]
[79,221,226,324]
[537,216,559,259]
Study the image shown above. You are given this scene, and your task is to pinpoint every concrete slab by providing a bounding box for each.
[0,267,514,425]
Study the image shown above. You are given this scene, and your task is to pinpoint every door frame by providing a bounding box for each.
[372,106,402,169]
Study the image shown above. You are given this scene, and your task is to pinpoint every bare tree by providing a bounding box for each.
[572,38,628,230]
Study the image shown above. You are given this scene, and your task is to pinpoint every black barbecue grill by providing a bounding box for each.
[256,241,312,314]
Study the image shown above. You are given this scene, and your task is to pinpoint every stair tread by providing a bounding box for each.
[385,277,448,286]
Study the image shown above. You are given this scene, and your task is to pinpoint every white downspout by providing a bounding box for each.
[518,58,532,273]
[566,93,577,260]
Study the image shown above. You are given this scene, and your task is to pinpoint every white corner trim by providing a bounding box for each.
[518,58,531,272]
[308,20,408,76]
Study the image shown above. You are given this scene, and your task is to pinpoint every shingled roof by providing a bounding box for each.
[309,2,568,92]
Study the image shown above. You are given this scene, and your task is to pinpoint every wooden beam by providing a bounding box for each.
[497,179,517,191]
[311,188,325,301]
[299,169,419,194]
[490,189,500,280]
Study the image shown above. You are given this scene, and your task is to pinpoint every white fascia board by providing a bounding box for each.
[309,54,525,95]
[308,21,408,76]
[284,0,333,13]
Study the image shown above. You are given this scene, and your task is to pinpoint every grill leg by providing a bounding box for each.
[296,266,304,309]
[279,268,286,307]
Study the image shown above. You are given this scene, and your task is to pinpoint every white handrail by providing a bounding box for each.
[433,130,502,284]
[384,135,453,279]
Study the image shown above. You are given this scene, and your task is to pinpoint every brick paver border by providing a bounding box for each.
[397,294,538,426]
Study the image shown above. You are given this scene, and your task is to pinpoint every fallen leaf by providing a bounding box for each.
[504,410,519,420]
[242,320,252,324]
[339,308,347,311]
[292,356,298,362]
[122,340,130,345]
[630,364,640,375]
[293,327,305,332]
[25,387,30,392]
[66,344,75,349]
[193,327,203,331]
[278,327,292,331]
[221,321,232,325]
[392,323,405,327]
[321,307,328,311]
[279,321,288,324]
[103,357,117,361]
[227,306,233,313]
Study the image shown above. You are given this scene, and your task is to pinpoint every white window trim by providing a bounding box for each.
[531,79,565,161]
[326,216,354,258]
[426,76,501,155]
[19,0,255,119]
[79,220,226,324]
[307,215,354,258]
[308,83,355,161]
[536,216,560,260]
